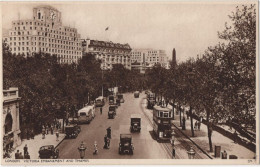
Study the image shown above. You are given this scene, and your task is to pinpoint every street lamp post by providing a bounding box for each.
[187,146,196,159]
[78,141,87,159]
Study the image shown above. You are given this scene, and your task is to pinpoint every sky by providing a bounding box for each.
[1,1,251,62]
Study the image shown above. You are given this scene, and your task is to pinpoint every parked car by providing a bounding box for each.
[38,145,59,159]
[119,134,134,155]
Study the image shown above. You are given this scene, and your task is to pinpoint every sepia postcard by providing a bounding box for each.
[0,0,259,165]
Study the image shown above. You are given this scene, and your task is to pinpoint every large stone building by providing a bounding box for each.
[131,48,169,73]
[82,39,132,70]
[3,5,82,64]
[3,88,21,153]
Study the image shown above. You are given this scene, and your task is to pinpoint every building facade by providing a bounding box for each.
[131,48,169,73]
[3,5,82,64]
[3,88,21,153]
[82,39,132,70]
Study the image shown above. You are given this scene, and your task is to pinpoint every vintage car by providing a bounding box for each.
[65,125,79,139]
[38,145,59,159]
[117,94,125,103]
[134,91,140,98]
[130,115,141,132]
[118,134,134,155]
[108,105,117,119]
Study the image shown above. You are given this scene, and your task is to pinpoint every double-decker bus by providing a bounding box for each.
[153,105,174,140]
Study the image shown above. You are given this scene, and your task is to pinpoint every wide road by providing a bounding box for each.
[57,92,170,159]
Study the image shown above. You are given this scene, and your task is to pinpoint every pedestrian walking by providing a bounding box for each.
[172,146,176,159]
[46,124,49,135]
[56,131,59,141]
[100,107,103,114]
[93,141,98,155]
[42,128,45,139]
[51,125,54,135]
[194,121,198,131]
[107,127,112,139]
[198,121,201,131]
[23,144,28,156]
[103,135,108,149]
[233,131,238,143]
[15,150,20,159]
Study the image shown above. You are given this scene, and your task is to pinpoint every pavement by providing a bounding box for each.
[165,105,256,159]
[9,129,65,159]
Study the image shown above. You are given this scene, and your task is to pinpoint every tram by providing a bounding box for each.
[153,105,174,141]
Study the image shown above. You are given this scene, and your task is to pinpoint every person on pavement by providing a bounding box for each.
[100,107,102,114]
[93,141,98,154]
[15,150,20,159]
[23,144,28,156]
[198,121,201,131]
[107,127,111,139]
[194,121,198,131]
[172,146,176,159]
[42,128,45,139]
[103,135,108,149]
[56,131,59,141]
[233,131,238,143]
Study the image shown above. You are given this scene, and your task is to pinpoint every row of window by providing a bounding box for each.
[11,47,81,55]
[13,26,77,37]
[9,37,80,47]
[10,31,78,41]
[9,42,81,51]
[92,47,130,54]
[13,21,76,33]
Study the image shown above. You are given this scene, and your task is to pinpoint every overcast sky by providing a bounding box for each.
[1,1,251,62]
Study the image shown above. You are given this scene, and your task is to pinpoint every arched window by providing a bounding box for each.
[5,114,13,134]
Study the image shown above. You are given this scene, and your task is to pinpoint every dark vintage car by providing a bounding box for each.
[65,125,80,138]
[130,117,141,132]
[108,105,117,119]
[39,145,59,159]
[119,134,134,155]
[134,91,139,98]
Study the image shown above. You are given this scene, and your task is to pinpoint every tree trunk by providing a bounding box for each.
[172,99,175,120]
[206,110,213,152]
[189,106,194,137]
